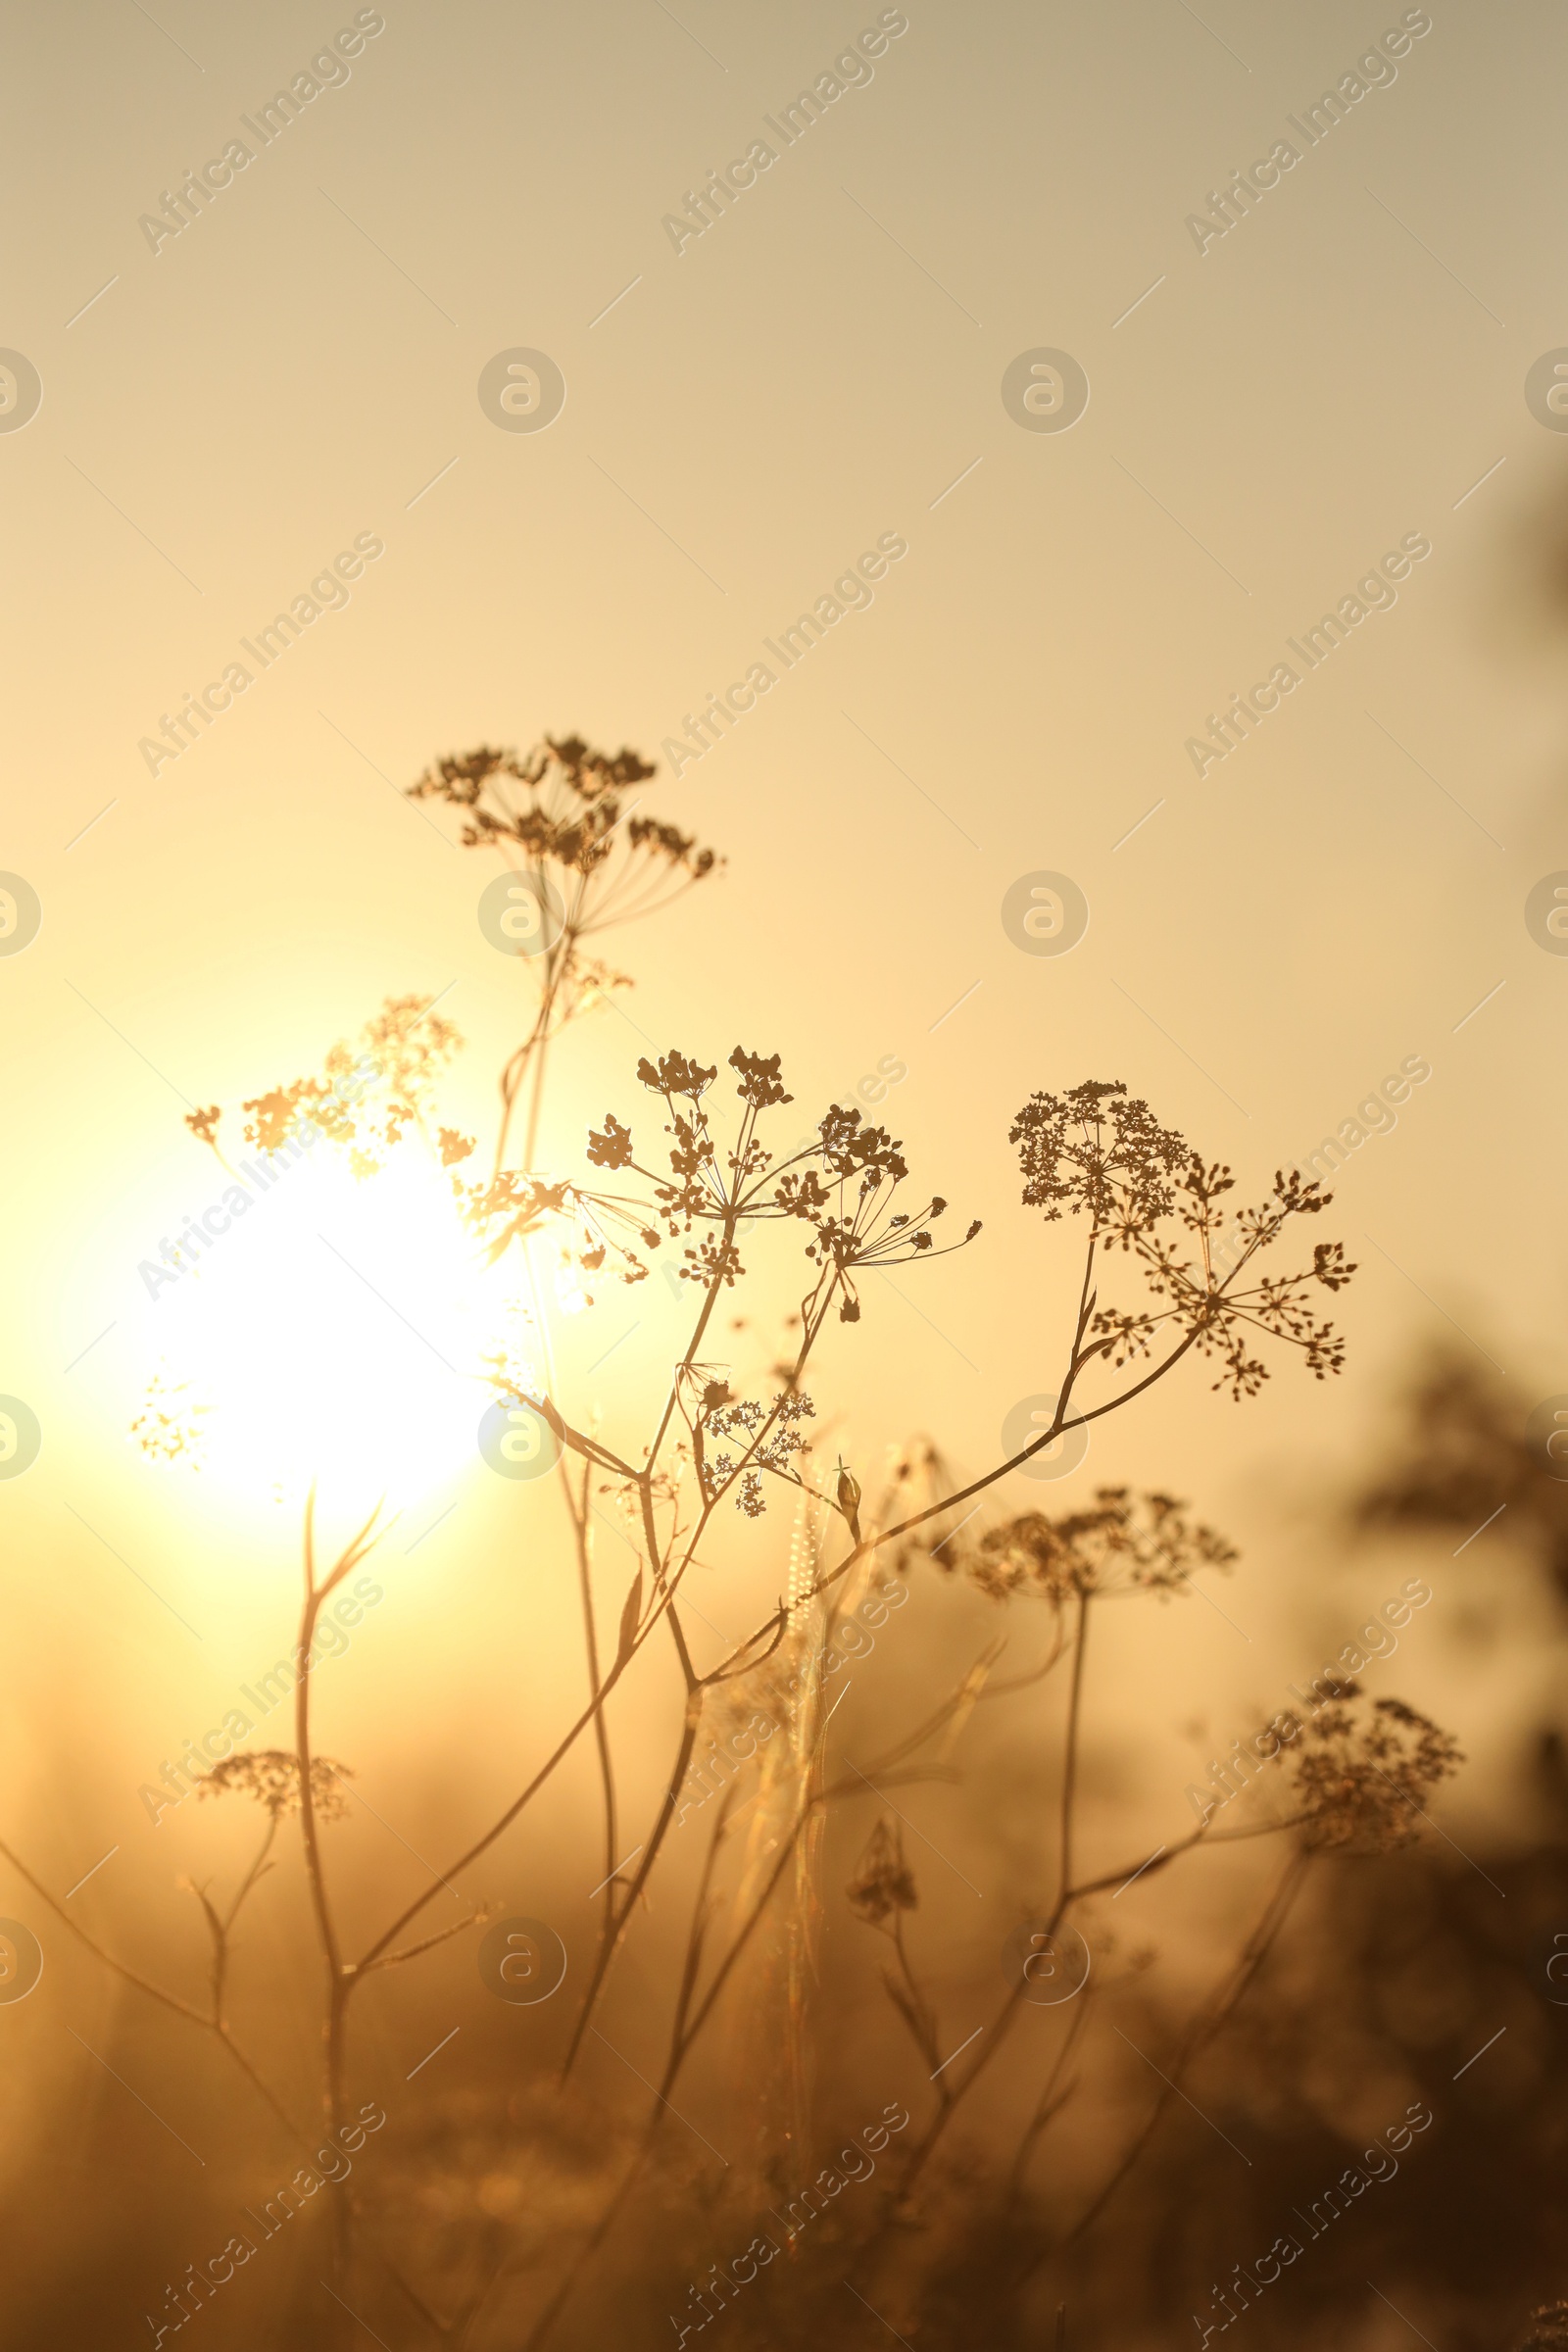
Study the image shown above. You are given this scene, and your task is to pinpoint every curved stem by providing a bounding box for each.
[666,1783,737,2065]
[706,1329,1205,1690]
[294,1495,387,2295]
[205,1815,278,2027]
[295,1506,347,2141]
[564,1454,621,2024]
[493,916,568,1177]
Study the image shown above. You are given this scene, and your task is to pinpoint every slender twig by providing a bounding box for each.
[295,1494,388,2284]
[0,1831,308,2147]
[1057,1592,1092,1914]
[565,1453,622,2004]
[667,1783,739,2061]
[359,1911,495,1975]
[1060,1846,1311,2248]
[1007,1988,1093,2201]
[559,1674,701,2081]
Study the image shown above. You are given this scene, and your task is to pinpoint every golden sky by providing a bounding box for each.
[2,0,1565,1847]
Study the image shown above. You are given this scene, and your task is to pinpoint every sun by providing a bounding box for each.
[136,1132,530,1514]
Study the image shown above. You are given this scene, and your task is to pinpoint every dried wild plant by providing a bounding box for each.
[4,728,1468,2350]
[409,735,721,1169]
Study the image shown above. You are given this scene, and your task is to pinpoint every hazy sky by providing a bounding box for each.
[3,0,1566,1831]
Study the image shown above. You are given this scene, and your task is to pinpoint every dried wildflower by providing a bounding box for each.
[730,1049,793,1110]
[586,1114,633,1172]
[957,1487,1236,1606]
[407,736,719,918]
[699,1389,815,1516]
[409,739,723,1170]
[637,1051,718,1102]
[185,1104,221,1149]
[196,1749,353,1822]
[847,1818,917,1927]
[1011,1082,1355,1399]
[1011,1080,1188,1228]
[447,1156,654,1292]
[1520,2305,1568,2352]
[238,996,461,1178]
[1291,1690,1462,1853]
[588,1044,978,1330]
[1092,1160,1353,1397]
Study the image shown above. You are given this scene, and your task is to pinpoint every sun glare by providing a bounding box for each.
[137,1138,526,1513]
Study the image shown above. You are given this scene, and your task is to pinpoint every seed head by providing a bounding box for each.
[196,1749,353,1822]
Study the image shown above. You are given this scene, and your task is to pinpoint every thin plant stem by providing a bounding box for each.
[521,989,556,1170]
[667,1783,739,2063]
[564,1453,620,2001]
[1006,1988,1093,2201]
[294,1494,386,2292]
[494,900,566,1176]
[296,1495,351,2137]
[1057,1590,1092,1914]
[0,1830,308,2149]
[559,1676,702,2082]
[358,1301,1141,1980]
[1061,1846,1311,2249]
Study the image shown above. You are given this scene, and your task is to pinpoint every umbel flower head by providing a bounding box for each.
[1290,1688,1462,1853]
[954,1487,1237,1606]
[1011,1078,1188,1229]
[246,995,462,1177]
[187,995,464,1182]
[406,735,720,931]
[586,1043,978,1329]
[1010,1078,1356,1398]
[196,1749,353,1822]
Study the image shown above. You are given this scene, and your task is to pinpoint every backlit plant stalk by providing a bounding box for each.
[10,728,1467,2351]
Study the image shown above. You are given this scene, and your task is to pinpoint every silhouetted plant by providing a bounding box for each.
[9,730,1468,2352]
[408,736,721,1168]
[1291,1687,1462,1853]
